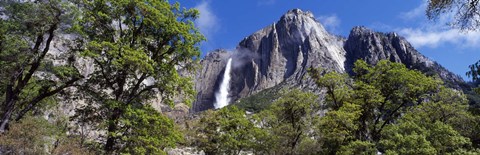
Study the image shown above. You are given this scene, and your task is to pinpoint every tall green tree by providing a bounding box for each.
[195,106,269,155]
[316,102,362,154]
[0,0,82,132]
[257,89,319,155]
[118,104,182,154]
[378,89,477,154]
[396,87,480,151]
[352,60,441,141]
[312,60,440,144]
[73,0,204,153]
[311,60,480,154]
[308,68,352,110]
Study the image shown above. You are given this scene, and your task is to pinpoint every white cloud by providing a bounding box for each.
[398,28,480,48]
[394,0,480,48]
[195,1,219,38]
[399,0,427,21]
[317,14,341,33]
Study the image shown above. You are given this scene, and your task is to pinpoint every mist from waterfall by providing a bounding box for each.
[214,58,232,109]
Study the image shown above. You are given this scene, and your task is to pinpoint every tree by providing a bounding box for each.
[257,89,319,155]
[0,0,82,133]
[308,68,352,110]
[310,60,480,154]
[352,60,441,141]
[73,0,204,153]
[467,61,480,82]
[195,106,268,154]
[379,121,437,155]
[312,60,441,143]
[381,89,478,154]
[0,116,92,154]
[119,105,182,154]
[379,117,475,154]
[316,102,362,154]
[337,140,376,155]
[399,87,480,150]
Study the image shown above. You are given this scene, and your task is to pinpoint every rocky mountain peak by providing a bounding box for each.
[275,9,329,43]
[350,26,374,34]
[202,49,231,62]
[191,9,466,112]
[344,26,464,88]
[281,9,317,26]
[345,26,427,69]
[284,8,315,18]
[191,9,346,111]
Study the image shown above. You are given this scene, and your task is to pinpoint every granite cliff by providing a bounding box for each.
[191,9,465,112]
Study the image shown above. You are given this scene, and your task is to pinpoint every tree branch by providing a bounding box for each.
[15,76,81,121]
[16,20,58,96]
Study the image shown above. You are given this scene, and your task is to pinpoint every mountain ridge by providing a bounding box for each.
[191,9,466,112]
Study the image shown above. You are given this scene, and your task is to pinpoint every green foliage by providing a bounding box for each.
[77,0,203,107]
[427,122,471,154]
[317,102,362,154]
[120,105,182,155]
[337,140,376,155]
[308,60,480,154]
[0,0,82,132]
[5,1,480,154]
[257,89,319,154]
[0,117,60,154]
[467,60,480,82]
[309,68,352,109]
[72,0,204,152]
[379,121,437,155]
[193,89,320,155]
[0,116,91,154]
[234,84,283,112]
[195,106,268,154]
[182,59,480,155]
[353,60,441,140]
[380,116,476,155]
[397,88,480,153]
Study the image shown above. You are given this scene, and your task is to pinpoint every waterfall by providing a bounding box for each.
[214,58,233,109]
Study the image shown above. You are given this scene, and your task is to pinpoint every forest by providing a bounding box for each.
[1,0,480,154]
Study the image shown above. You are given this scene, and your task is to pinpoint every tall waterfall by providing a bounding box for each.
[214,58,232,109]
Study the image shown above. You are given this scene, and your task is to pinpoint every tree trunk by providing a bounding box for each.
[0,84,16,133]
[0,100,15,133]
[104,123,117,153]
[105,108,121,153]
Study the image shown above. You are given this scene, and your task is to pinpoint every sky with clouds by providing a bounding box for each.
[177,0,480,81]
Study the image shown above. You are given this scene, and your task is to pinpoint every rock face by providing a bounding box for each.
[192,9,346,112]
[192,50,232,111]
[191,9,465,112]
[344,26,463,88]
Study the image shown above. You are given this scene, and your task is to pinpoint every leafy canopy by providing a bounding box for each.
[72,0,204,153]
[310,60,480,154]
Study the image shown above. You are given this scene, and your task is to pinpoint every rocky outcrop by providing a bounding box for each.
[191,50,232,112]
[191,9,466,112]
[192,9,346,112]
[344,26,464,88]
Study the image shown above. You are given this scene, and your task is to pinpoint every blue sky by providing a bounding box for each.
[177,0,480,81]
